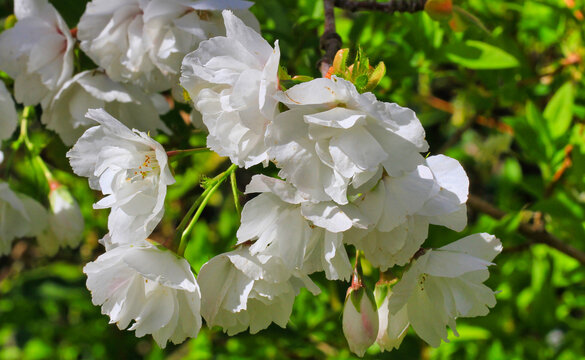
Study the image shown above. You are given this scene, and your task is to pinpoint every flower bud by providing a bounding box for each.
[424,0,453,21]
[3,14,16,30]
[342,280,379,357]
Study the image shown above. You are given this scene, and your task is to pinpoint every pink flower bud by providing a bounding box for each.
[342,285,379,357]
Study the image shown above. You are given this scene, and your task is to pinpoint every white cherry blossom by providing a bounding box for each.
[418,155,469,232]
[181,10,280,168]
[344,155,469,270]
[343,165,434,270]
[67,108,175,244]
[37,186,85,256]
[0,182,48,255]
[78,0,255,92]
[387,233,502,347]
[302,230,352,281]
[237,191,315,270]
[345,215,430,271]
[0,0,74,105]
[84,240,201,348]
[0,81,18,163]
[42,70,171,146]
[197,246,320,336]
[237,175,363,276]
[268,76,428,204]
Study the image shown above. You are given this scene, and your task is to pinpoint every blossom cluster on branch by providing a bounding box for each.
[0,0,502,355]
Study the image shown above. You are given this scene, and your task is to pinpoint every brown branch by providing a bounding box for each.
[319,0,342,76]
[424,95,514,153]
[468,194,585,266]
[319,0,428,76]
[334,0,427,13]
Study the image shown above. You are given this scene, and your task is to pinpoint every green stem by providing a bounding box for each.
[20,106,54,183]
[74,48,82,74]
[230,170,242,215]
[6,106,54,183]
[175,163,238,256]
[32,155,54,183]
[177,181,222,255]
[13,106,34,151]
[453,6,490,34]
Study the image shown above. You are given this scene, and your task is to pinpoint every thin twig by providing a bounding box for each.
[334,0,427,13]
[468,194,585,266]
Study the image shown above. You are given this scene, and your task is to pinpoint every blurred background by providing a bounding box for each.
[1,0,585,358]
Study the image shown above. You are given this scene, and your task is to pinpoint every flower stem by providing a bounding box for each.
[230,170,242,215]
[350,250,363,291]
[178,181,221,253]
[10,106,55,183]
[175,163,238,256]
[13,106,34,151]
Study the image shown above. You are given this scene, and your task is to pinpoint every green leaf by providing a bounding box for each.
[278,65,292,81]
[444,40,519,69]
[354,74,369,91]
[526,101,554,158]
[505,116,549,164]
[543,82,574,139]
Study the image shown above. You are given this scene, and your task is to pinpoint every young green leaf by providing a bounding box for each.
[543,82,574,140]
[444,40,519,69]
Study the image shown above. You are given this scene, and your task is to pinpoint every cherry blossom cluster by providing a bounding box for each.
[0,0,256,348]
[0,1,502,355]
[179,11,502,355]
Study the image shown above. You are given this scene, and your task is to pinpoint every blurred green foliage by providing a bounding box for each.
[1,0,585,359]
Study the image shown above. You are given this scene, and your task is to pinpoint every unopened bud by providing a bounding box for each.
[331,48,350,75]
[327,48,387,93]
[342,284,379,357]
[424,0,453,21]
[363,61,385,93]
[4,14,16,30]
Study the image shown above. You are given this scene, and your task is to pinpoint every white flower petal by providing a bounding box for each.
[180,10,276,168]
[84,242,201,347]
[439,233,502,262]
[388,233,502,347]
[199,247,316,335]
[0,82,18,141]
[0,0,74,105]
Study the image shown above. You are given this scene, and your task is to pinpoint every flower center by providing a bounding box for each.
[126,151,159,182]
